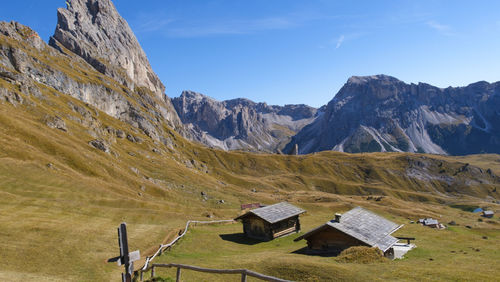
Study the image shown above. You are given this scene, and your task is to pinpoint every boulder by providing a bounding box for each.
[45,115,67,132]
[89,139,109,153]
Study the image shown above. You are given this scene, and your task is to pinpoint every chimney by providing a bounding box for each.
[334,213,342,222]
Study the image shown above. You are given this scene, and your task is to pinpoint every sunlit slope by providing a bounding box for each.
[1,84,499,280]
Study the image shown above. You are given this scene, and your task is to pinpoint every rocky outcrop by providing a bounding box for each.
[0,19,181,146]
[172,91,318,152]
[285,75,500,155]
[49,0,182,129]
[50,0,162,97]
[89,138,110,153]
[45,115,68,131]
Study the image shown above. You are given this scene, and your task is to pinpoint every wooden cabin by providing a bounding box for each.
[422,218,439,228]
[482,210,494,218]
[294,207,404,257]
[235,202,305,241]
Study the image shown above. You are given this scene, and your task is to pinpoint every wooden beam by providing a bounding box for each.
[144,263,292,282]
[396,236,416,244]
[176,267,181,282]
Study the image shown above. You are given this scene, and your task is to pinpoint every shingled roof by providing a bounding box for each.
[295,207,403,252]
[235,202,305,224]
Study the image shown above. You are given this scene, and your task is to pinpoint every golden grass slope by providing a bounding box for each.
[0,84,499,280]
[0,24,499,281]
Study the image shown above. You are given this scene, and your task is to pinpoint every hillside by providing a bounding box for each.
[0,0,499,281]
[1,83,499,280]
[1,43,499,279]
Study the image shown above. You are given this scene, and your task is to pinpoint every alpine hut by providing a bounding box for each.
[294,207,403,257]
[482,210,494,218]
[235,202,305,240]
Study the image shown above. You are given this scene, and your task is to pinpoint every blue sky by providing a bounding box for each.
[1,1,500,107]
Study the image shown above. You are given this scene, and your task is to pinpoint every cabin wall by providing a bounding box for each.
[242,216,271,240]
[306,228,367,252]
[271,216,300,238]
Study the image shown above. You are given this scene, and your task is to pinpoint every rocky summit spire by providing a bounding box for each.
[49,0,165,99]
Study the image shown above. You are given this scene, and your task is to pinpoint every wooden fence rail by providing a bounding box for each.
[142,263,293,282]
[140,220,235,272]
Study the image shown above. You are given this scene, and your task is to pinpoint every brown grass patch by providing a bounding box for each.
[336,246,388,264]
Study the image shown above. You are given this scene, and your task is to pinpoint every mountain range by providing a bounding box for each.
[285,75,500,155]
[173,74,500,156]
[13,0,497,157]
[172,90,319,152]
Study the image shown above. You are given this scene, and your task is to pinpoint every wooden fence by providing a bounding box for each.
[141,263,292,282]
[137,219,293,281]
[140,220,235,272]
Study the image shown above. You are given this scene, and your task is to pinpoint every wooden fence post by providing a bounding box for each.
[140,270,143,281]
[151,266,155,278]
[241,272,247,282]
[176,267,181,282]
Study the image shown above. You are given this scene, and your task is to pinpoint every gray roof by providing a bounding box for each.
[295,207,402,252]
[483,210,494,215]
[235,202,305,224]
[423,218,439,225]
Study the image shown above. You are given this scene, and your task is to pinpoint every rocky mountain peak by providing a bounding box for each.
[171,91,318,152]
[50,0,166,99]
[0,21,46,51]
[346,74,401,85]
[336,74,407,101]
[180,90,216,102]
[286,75,500,155]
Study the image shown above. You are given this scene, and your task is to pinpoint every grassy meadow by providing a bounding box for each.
[1,90,500,280]
[151,198,500,281]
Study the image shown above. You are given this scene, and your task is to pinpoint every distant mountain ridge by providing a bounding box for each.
[171,91,319,152]
[285,75,500,155]
[2,0,499,157]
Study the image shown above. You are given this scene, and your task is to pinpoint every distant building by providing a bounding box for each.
[240,203,263,210]
[417,218,443,228]
[422,218,439,228]
[294,207,404,257]
[235,202,305,240]
[482,210,494,218]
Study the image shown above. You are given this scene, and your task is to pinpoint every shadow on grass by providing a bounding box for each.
[219,233,263,245]
[292,247,341,257]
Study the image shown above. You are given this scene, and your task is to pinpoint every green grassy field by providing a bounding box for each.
[151,199,500,281]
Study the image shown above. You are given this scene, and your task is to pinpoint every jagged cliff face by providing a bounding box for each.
[286,75,500,155]
[0,17,181,146]
[172,91,318,152]
[50,0,163,98]
[48,0,181,128]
